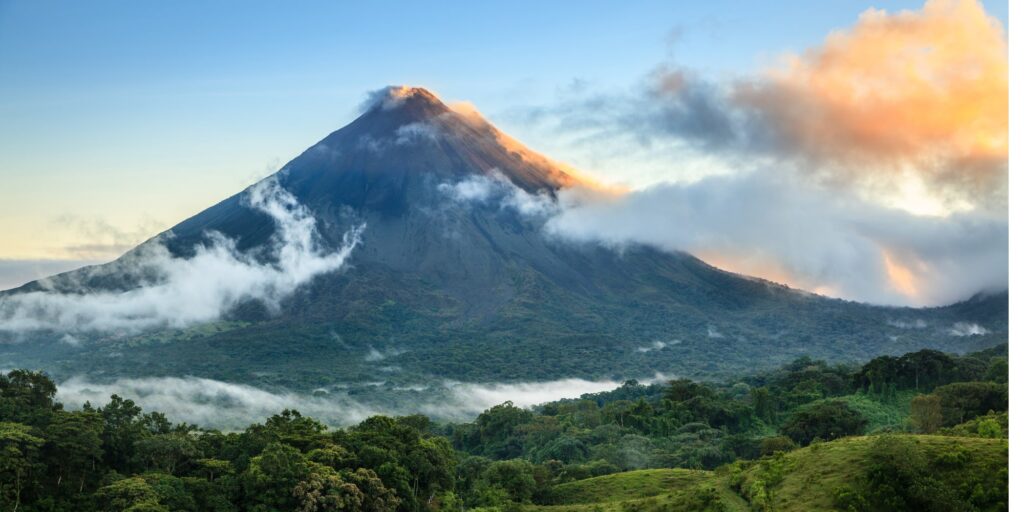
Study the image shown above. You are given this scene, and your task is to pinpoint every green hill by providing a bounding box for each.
[527,435,1007,512]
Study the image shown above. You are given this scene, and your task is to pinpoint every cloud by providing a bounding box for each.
[0,178,364,333]
[51,373,669,429]
[949,322,988,337]
[394,122,440,145]
[434,167,1005,305]
[430,378,623,416]
[543,172,1006,306]
[888,319,928,329]
[438,172,557,217]
[517,0,1006,215]
[636,339,680,353]
[364,346,405,362]
[732,0,1007,209]
[56,375,378,429]
[493,1,1009,307]
[358,85,427,112]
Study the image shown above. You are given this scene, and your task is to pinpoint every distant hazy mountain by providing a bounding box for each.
[1,87,1007,389]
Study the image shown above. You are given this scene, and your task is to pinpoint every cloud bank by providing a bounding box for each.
[0,179,364,333]
[545,173,1006,306]
[53,374,656,429]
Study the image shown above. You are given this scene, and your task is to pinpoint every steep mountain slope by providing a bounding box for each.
[0,87,1008,389]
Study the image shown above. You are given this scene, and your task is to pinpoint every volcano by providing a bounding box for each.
[0,86,1007,388]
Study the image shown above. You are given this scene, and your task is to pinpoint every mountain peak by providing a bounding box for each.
[289,85,585,196]
[363,85,449,117]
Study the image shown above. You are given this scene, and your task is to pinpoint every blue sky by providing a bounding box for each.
[0,1,1009,301]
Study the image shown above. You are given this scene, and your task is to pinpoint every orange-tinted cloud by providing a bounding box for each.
[735,0,1007,208]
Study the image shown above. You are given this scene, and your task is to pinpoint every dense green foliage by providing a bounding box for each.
[3,282,1007,391]
[1,345,1007,511]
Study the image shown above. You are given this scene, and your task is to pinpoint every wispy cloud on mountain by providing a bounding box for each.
[0,178,364,333]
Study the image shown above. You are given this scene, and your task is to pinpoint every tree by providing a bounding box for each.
[99,395,148,472]
[0,370,59,427]
[44,409,104,495]
[293,463,363,511]
[94,476,166,512]
[241,442,310,510]
[976,418,1002,438]
[780,400,866,445]
[909,394,943,434]
[346,468,400,512]
[759,436,796,457]
[133,432,200,475]
[857,435,959,511]
[473,402,532,459]
[0,422,44,512]
[751,387,776,424]
[480,459,537,503]
[933,382,1007,426]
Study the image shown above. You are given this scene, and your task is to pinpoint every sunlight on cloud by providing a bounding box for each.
[735,0,1007,213]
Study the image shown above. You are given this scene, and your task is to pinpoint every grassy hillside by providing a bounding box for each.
[527,435,1007,512]
[731,435,1007,511]
[527,469,749,512]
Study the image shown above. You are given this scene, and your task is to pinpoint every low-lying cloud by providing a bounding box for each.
[56,375,379,428]
[0,179,364,333]
[53,374,661,429]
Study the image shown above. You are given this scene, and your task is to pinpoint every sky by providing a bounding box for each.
[0,0,1010,305]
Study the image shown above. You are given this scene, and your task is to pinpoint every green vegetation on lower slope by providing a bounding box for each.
[0,346,1007,511]
[527,435,1007,512]
[730,435,1007,511]
[526,469,748,512]
[545,469,716,504]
